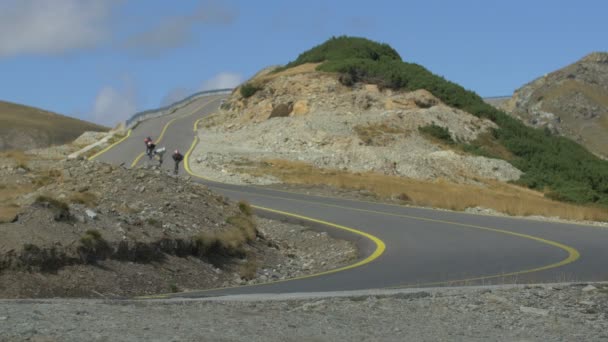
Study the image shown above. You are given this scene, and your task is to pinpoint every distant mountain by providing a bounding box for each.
[503,52,608,159]
[0,100,108,151]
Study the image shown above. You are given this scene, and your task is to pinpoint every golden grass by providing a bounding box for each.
[83,146,104,159]
[0,204,20,223]
[354,122,410,146]
[238,258,258,280]
[0,100,108,151]
[257,63,321,82]
[33,169,63,187]
[235,159,608,222]
[194,214,257,255]
[0,183,33,223]
[68,191,98,208]
[1,150,31,169]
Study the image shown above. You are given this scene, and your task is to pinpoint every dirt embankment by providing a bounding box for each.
[0,150,356,298]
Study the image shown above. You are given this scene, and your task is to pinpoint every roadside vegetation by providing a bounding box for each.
[282,36,608,206]
[234,159,608,222]
[240,83,261,98]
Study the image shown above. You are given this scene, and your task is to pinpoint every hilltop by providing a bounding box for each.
[192,36,608,218]
[0,100,108,151]
[501,52,608,159]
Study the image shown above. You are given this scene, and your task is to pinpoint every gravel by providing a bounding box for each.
[1,283,607,341]
[0,156,357,298]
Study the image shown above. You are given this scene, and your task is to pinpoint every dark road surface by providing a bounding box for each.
[95,95,608,298]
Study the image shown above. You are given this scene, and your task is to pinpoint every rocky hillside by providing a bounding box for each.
[196,37,608,207]
[203,64,520,184]
[502,52,608,158]
[0,100,108,151]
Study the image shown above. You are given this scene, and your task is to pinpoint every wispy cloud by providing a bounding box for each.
[200,72,242,91]
[90,78,138,127]
[120,0,238,56]
[0,0,116,57]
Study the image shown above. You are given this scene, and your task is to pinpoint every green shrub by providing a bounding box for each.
[34,195,71,221]
[282,36,400,69]
[78,229,112,263]
[418,123,454,145]
[240,83,261,98]
[237,200,253,217]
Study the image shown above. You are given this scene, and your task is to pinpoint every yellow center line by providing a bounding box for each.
[141,99,581,299]
[130,117,178,167]
[88,129,132,161]
[182,134,581,291]
[129,99,217,168]
[136,205,386,299]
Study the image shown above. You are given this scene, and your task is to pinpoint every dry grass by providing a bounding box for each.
[258,63,321,82]
[0,182,33,223]
[194,214,257,256]
[465,132,515,160]
[68,191,98,208]
[236,159,608,222]
[238,258,259,280]
[83,146,104,159]
[238,200,253,217]
[1,150,31,169]
[354,122,409,146]
[33,169,63,187]
[0,203,20,223]
[0,100,108,151]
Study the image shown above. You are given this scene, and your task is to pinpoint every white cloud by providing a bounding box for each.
[0,0,115,57]
[91,81,137,127]
[200,72,242,91]
[120,0,238,55]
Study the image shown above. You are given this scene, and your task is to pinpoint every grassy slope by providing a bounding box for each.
[539,79,608,157]
[279,36,608,206]
[0,100,108,151]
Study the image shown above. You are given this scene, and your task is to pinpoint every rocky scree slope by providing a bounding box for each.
[197,65,521,184]
[0,153,356,298]
[502,52,608,159]
[1,283,607,341]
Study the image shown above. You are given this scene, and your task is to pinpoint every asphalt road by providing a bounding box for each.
[95,96,608,298]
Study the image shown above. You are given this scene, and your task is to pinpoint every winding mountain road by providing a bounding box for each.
[94,95,608,298]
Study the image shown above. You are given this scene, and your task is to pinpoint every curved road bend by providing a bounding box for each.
[95,96,608,298]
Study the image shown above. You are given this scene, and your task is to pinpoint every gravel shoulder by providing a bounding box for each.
[1,283,607,341]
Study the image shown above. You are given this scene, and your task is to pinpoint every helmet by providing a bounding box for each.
[174,149,180,154]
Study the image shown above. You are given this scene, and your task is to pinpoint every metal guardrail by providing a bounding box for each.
[125,88,233,128]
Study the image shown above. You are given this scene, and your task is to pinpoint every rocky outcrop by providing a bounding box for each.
[503,52,608,158]
[198,65,521,184]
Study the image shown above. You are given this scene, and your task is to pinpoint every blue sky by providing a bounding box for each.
[0,0,606,126]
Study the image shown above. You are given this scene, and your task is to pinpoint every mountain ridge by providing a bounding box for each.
[0,100,108,151]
